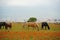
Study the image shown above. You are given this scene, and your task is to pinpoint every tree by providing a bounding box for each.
[27,17,37,22]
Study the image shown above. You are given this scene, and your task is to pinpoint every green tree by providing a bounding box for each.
[27,17,37,22]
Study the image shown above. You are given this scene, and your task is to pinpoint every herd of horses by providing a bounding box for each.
[0,22,50,31]
[23,22,50,31]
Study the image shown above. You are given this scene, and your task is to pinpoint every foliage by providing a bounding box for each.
[27,17,37,22]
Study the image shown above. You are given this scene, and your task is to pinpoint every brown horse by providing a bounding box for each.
[0,22,12,29]
[23,22,39,31]
[5,22,12,29]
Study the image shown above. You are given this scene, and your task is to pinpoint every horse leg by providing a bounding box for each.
[47,25,50,30]
[9,25,12,29]
[41,25,44,29]
[9,26,11,29]
[36,26,39,31]
[32,27,35,30]
[28,26,29,30]
[0,26,1,29]
[23,25,25,28]
[28,25,31,30]
[45,26,46,30]
[5,26,8,29]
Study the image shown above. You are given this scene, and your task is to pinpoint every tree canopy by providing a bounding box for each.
[27,17,37,22]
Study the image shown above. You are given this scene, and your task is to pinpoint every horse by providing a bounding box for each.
[5,22,12,29]
[41,22,50,30]
[0,22,5,29]
[0,22,12,29]
[23,22,39,31]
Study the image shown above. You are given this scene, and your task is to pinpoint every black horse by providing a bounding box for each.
[41,22,50,30]
[0,22,5,29]
[0,22,12,29]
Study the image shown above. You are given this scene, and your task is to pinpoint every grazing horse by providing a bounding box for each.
[23,22,39,31]
[0,22,5,29]
[0,22,12,29]
[41,22,50,30]
[5,22,12,29]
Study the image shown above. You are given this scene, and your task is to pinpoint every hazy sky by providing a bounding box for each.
[0,0,60,22]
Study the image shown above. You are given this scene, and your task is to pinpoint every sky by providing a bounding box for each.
[0,0,60,22]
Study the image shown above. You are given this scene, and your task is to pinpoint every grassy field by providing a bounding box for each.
[0,22,60,40]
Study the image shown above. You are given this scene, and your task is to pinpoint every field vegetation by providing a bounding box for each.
[0,22,60,40]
